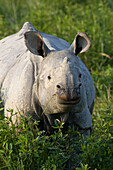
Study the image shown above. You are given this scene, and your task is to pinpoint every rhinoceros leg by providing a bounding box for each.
[73,105,92,137]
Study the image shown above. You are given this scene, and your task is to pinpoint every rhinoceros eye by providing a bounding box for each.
[48,75,51,80]
[79,73,82,78]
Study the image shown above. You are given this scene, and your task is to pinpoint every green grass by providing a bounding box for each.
[0,0,113,169]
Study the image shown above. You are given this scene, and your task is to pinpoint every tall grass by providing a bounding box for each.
[0,0,113,169]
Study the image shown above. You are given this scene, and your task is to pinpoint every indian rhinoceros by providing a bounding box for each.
[0,22,95,135]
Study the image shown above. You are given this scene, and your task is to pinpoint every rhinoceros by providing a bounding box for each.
[0,22,95,136]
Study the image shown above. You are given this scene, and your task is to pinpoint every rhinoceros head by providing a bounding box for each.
[24,31,91,125]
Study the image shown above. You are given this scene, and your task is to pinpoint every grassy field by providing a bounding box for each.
[0,0,113,169]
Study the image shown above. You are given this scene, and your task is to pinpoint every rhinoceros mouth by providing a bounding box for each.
[56,95,81,106]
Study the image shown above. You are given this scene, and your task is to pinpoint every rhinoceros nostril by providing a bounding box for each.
[56,84,65,96]
[57,85,61,89]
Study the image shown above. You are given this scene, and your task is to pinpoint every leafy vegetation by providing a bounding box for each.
[0,0,113,169]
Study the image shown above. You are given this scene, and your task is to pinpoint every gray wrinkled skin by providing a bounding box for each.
[0,22,95,135]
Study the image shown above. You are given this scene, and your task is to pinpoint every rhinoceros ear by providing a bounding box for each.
[70,32,91,56]
[24,31,50,57]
